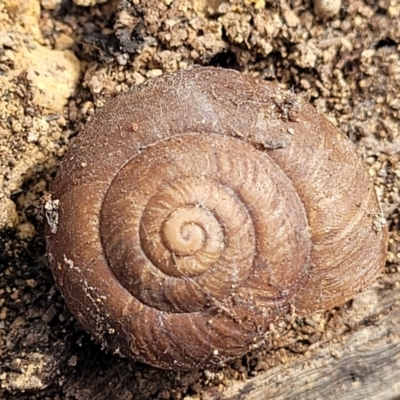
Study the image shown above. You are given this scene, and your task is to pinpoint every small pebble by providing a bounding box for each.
[40,0,62,10]
[314,0,341,19]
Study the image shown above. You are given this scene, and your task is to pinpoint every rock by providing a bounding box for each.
[40,0,62,11]
[22,44,80,112]
[0,0,80,229]
[0,198,19,228]
[314,0,341,19]
[72,0,108,6]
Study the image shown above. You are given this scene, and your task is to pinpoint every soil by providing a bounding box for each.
[0,0,399,399]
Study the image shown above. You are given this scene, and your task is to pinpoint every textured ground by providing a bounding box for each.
[0,0,400,399]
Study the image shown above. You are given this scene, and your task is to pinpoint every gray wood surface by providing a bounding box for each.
[202,274,400,400]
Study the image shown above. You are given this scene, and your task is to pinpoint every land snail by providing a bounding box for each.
[45,67,387,370]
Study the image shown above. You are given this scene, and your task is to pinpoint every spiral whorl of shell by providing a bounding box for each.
[46,67,387,369]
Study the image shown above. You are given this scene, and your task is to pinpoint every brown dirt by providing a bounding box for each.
[0,0,399,399]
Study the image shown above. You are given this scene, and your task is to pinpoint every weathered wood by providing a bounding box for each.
[206,314,400,399]
[203,275,400,400]
[203,276,400,400]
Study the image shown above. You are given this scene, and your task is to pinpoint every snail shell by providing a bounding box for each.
[46,67,387,370]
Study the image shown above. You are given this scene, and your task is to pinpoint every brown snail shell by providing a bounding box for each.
[45,67,387,370]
